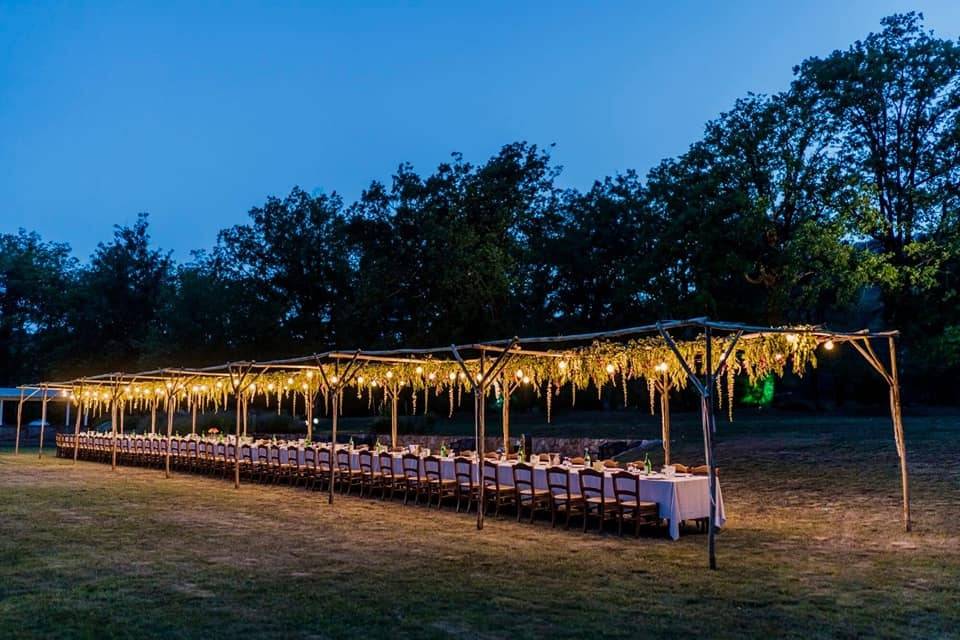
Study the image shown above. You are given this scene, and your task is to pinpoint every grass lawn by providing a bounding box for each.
[1,412,958,639]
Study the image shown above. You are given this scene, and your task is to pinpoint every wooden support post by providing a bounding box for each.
[888,337,911,532]
[703,327,719,570]
[119,403,125,435]
[660,376,671,466]
[111,399,118,471]
[164,396,173,478]
[329,390,339,505]
[390,388,399,448]
[191,398,197,435]
[234,391,242,489]
[38,387,50,459]
[15,390,23,455]
[502,379,510,454]
[73,396,83,463]
[305,396,313,441]
[150,403,157,435]
[476,386,485,531]
[65,400,70,427]
[242,396,248,437]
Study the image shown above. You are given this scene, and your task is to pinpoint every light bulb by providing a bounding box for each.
[558,360,568,371]
[606,363,615,374]
[415,366,423,375]
[386,371,394,379]
[515,369,523,379]
[824,339,835,351]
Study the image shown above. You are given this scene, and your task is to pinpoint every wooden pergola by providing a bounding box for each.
[15,318,909,570]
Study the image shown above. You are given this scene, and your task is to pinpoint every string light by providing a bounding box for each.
[655,362,668,373]
[605,363,615,374]
[330,375,339,384]
[824,339,835,351]
[415,366,423,375]
[448,372,457,381]
[522,376,531,384]
[356,376,364,384]
[515,369,523,379]
[786,333,799,344]
[558,360,568,371]
[386,371,394,379]
[428,372,436,381]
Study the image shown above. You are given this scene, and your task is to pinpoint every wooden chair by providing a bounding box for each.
[546,466,585,529]
[454,456,479,513]
[255,445,271,482]
[336,449,363,495]
[317,448,335,491]
[379,452,403,500]
[423,455,457,509]
[513,462,550,523]
[611,471,659,537]
[238,444,254,479]
[482,459,516,517]
[358,450,383,497]
[301,446,318,489]
[401,453,426,505]
[286,445,302,485]
[580,467,617,533]
[267,444,290,484]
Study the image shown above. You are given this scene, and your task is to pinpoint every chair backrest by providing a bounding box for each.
[303,446,317,469]
[241,444,253,462]
[611,470,639,505]
[318,448,332,471]
[401,453,421,480]
[336,449,354,473]
[170,439,180,455]
[546,466,572,499]
[579,468,605,502]
[423,455,442,481]
[512,462,535,492]
[286,445,300,469]
[225,443,235,461]
[269,445,282,466]
[379,452,396,478]
[358,450,374,474]
[454,456,473,488]
[187,440,198,457]
[482,459,502,490]
[257,445,268,463]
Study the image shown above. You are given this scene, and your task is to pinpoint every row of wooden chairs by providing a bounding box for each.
[56,435,660,536]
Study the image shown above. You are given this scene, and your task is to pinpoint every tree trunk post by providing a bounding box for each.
[191,398,197,435]
[660,377,671,466]
[703,327,718,570]
[73,396,83,463]
[15,390,24,455]
[150,403,157,435]
[38,387,50,459]
[111,400,118,471]
[329,391,339,505]
[476,386,485,531]
[888,336,910,532]
[502,382,510,454]
[234,392,242,489]
[390,388,398,448]
[164,396,173,478]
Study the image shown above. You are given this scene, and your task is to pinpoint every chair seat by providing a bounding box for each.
[427,478,457,486]
[618,500,658,510]
[586,496,617,504]
[553,493,584,502]
[518,488,550,497]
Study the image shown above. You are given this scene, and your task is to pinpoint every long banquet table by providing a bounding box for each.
[65,433,725,540]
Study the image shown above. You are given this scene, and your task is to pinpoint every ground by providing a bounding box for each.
[1,412,958,639]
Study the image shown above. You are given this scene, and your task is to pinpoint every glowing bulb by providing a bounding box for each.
[558,360,568,371]
[606,363,615,374]
[386,371,394,379]
[165,382,173,390]
[249,383,256,392]
[824,339,835,351]
[286,377,294,385]
[475,373,483,382]
[458,372,466,380]
[428,372,436,381]
[786,333,799,344]
[267,383,275,391]
[656,362,668,373]
[330,375,339,384]
[522,376,531,384]
[415,366,423,375]
[448,372,457,381]
[356,376,364,384]
[191,385,199,393]
[306,370,313,379]
[215,381,223,389]
[515,369,523,379]
[371,380,378,387]
[301,382,308,390]
[775,353,784,361]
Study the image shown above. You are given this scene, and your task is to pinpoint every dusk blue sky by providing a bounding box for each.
[2,1,959,261]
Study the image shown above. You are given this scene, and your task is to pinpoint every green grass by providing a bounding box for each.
[1,413,958,639]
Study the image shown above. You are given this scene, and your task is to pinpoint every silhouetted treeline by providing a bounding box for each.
[2,14,959,401]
